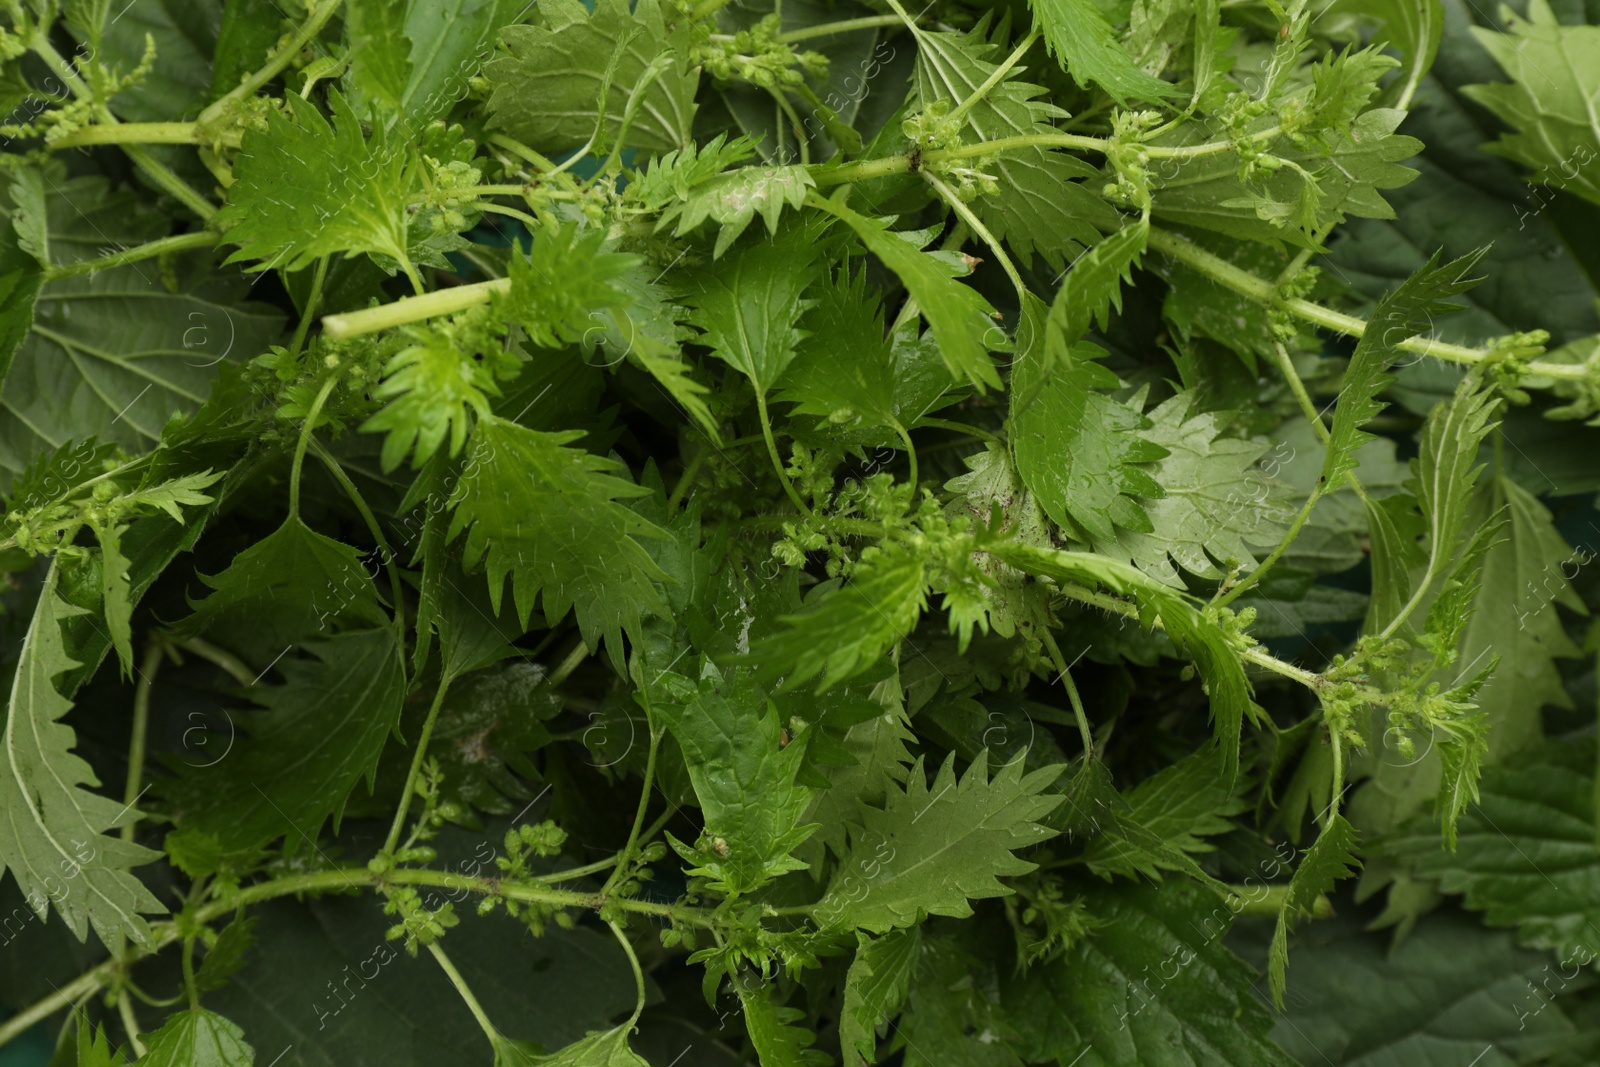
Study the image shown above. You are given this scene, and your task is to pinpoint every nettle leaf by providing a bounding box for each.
[1383,740,1600,963]
[810,197,1002,391]
[509,1024,649,1065]
[173,629,405,851]
[945,444,1054,643]
[900,929,1023,1067]
[218,91,416,275]
[1010,337,1167,544]
[679,222,825,395]
[735,978,830,1067]
[135,1008,254,1067]
[814,752,1063,933]
[1322,248,1487,493]
[0,574,164,947]
[0,209,41,385]
[655,660,817,895]
[1269,814,1360,1007]
[1083,751,1246,880]
[989,543,1252,782]
[1029,0,1181,104]
[1090,391,1292,585]
[447,415,671,653]
[351,0,521,124]
[913,21,1116,270]
[754,539,929,692]
[840,927,920,1065]
[503,224,642,348]
[175,515,391,658]
[1343,0,1442,108]
[1463,0,1600,208]
[626,134,760,211]
[776,264,898,431]
[1003,881,1293,1067]
[0,168,283,482]
[486,0,698,154]
[657,165,816,259]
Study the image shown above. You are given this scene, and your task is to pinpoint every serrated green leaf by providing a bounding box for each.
[814,752,1063,932]
[194,915,256,994]
[134,1008,253,1067]
[808,196,1001,391]
[486,0,697,154]
[1090,391,1292,585]
[504,225,643,349]
[912,22,1115,270]
[500,1024,649,1066]
[944,444,1053,643]
[1269,813,1359,1007]
[1029,0,1182,104]
[1003,881,1293,1067]
[0,571,164,948]
[174,628,405,851]
[347,0,411,109]
[754,540,928,692]
[447,415,671,654]
[1462,0,1600,208]
[1383,740,1600,963]
[175,515,391,657]
[1010,333,1167,544]
[679,222,824,396]
[217,90,416,275]
[737,977,830,1067]
[660,165,815,258]
[1083,750,1246,879]
[776,264,898,431]
[1342,0,1443,109]
[841,927,920,1065]
[655,659,817,895]
[1322,248,1487,493]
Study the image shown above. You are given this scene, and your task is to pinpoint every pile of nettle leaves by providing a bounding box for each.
[1,0,1599,1062]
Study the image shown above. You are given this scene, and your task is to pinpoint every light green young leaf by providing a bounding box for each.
[625,135,761,211]
[486,0,698,153]
[501,1024,649,1066]
[347,0,411,109]
[814,752,1063,933]
[1046,220,1150,347]
[217,90,415,275]
[737,977,830,1067]
[1090,391,1292,585]
[1028,0,1181,104]
[0,573,164,948]
[658,165,815,259]
[808,196,1001,392]
[135,1008,254,1067]
[678,222,824,395]
[944,444,1054,644]
[754,539,929,692]
[1322,248,1487,493]
[504,224,643,349]
[988,543,1252,782]
[1268,814,1360,1007]
[655,660,817,895]
[447,415,671,654]
[1462,0,1600,208]
[912,22,1116,270]
[398,0,523,125]
[841,927,921,1065]
[175,629,406,851]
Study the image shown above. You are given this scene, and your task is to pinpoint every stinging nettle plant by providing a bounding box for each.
[1,0,1599,1063]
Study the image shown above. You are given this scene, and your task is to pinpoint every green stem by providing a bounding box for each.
[1042,630,1092,758]
[690,0,737,20]
[1328,730,1344,823]
[180,936,200,1011]
[755,391,812,516]
[425,942,501,1049]
[1146,226,1587,380]
[609,921,648,1025]
[116,992,146,1057]
[384,676,453,855]
[43,231,216,280]
[668,443,709,513]
[198,0,346,131]
[924,172,1026,306]
[120,638,165,844]
[777,14,909,41]
[918,417,1003,446]
[288,376,339,519]
[322,278,508,339]
[890,417,919,489]
[175,637,256,687]
[601,720,661,899]
[1213,484,1321,608]
[48,121,202,148]
[290,257,330,356]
